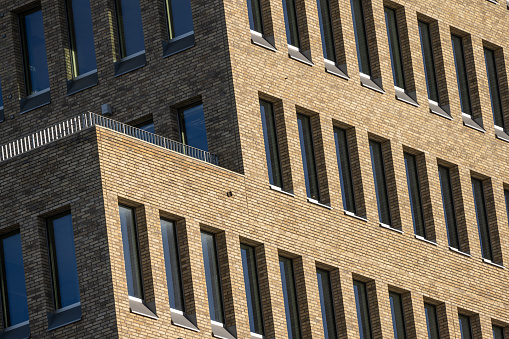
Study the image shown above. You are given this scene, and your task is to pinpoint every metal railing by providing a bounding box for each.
[0,112,219,165]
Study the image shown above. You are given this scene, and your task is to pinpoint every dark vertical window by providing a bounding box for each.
[115,0,145,58]
[66,0,97,77]
[165,0,194,40]
[471,178,493,261]
[201,232,224,323]
[493,325,505,339]
[119,206,144,300]
[241,244,264,336]
[178,103,208,152]
[459,315,473,339]
[404,153,426,238]
[438,165,460,249]
[424,303,440,339]
[353,280,372,339]
[160,219,185,311]
[282,0,300,48]
[505,190,509,227]
[369,140,391,226]
[384,7,405,89]
[317,269,337,339]
[279,256,301,339]
[247,0,263,33]
[47,213,80,309]
[20,8,50,95]
[350,0,371,75]
[484,48,504,128]
[451,35,472,115]
[297,114,320,201]
[316,0,336,62]
[389,292,407,339]
[260,100,283,188]
[418,21,439,103]
[334,127,356,213]
[0,232,29,328]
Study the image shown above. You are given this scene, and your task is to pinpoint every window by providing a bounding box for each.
[493,325,505,339]
[201,232,224,323]
[136,120,155,134]
[334,127,356,213]
[505,189,509,226]
[297,114,320,201]
[384,7,405,90]
[0,232,29,329]
[115,0,145,58]
[316,0,336,62]
[178,103,208,152]
[160,219,184,311]
[418,21,439,103]
[459,314,472,339]
[20,8,50,96]
[389,292,407,339]
[471,178,493,261]
[451,35,472,115]
[353,280,372,339]
[241,244,264,336]
[484,48,504,128]
[369,140,391,226]
[424,303,440,339]
[438,165,460,249]
[282,0,300,48]
[350,0,371,75]
[247,0,263,33]
[317,269,337,339]
[260,100,283,188]
[119,206,144,300]
[165,0,194,40]
[404,153,426,238]
[279,256,301,339]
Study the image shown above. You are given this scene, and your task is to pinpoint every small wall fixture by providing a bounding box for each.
[226,191,233,197]
[101,104,112,116]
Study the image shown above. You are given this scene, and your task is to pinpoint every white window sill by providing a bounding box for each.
[324,59,349,80]
[360,72,385,93]
[307,198,332,209]
[379,222,403,234]
[288,45,314,66]
[170,308,199,332]
[494,125,509,142]
[211,320,236,339]
[462,113,485,133]
[251,332,264,339]
[415,235,438,246]
[482,258,505,269]
[394,86,419,107]
[129,296,158,320]
[428,100,452,120]
[344,210,368,222]
[269,184,295,197]
[449,246,471,257]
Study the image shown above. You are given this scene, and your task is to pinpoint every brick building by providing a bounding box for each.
[0,0,508,337]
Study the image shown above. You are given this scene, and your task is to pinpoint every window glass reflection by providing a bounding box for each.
[179,103,208,152]
[166,0,194,39]
[67,0,97,76]
[115,0,145,58]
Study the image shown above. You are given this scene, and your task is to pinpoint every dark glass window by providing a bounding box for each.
[47,213,80,309]
[384,7,405,89]
[369,140,391,226]
[389,292,407,339]
[136,120,155,134]
[282,0,300,48]
[350,0,371,75]
[424,303,440,339]
[297,114,320,201]
[247,0,263,33]
[66,0,97,77]
[115,0,145,58]
[451,35,472,115]
[279,257,301,339]
[353,280,372,339]
[241,244,264,336]
[334,127,356,213]
[0,232,29,328]
[418,21,439,103]
[20,8,50,95]
[493,325,505,339]
[119,206,144,300]
[484,48,504,128]
[505,190,509,227]
[160,219,185,311]
[317,269,337,339]
[459,315,472,339]
[0,79,3,109]
[316,0,336,62]
[404,153,426,238]
[201,232,224,323]
[179,103,208,152]
[166,0,194,40]
[438,165,460,249]
[260,100,283,188]
[472,178,493,261]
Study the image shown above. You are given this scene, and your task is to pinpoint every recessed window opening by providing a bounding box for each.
[241,244,264,336]
[451,34,472,115]
[260,100,283,188]
[282,0,301,48]
[459,314,473,339]
[353,280,372,339]
[350,0,371,75]
[438,165,460,250]
[178,103,209,152]
[317,268,337,339]
[384,7,405,89]
[247,0,264,33]
[297,114,320,201]
[389,292,407,339]
[201,231,225,324]
[115,0,145,59]
[418,21,440,103]
[334,127,356,213]
[424,303,440,339]
[279,256,301,339]
[165,0,194,40]
[484,48,504,129]
[66,0,97,77]
[404,153,426,238]
[316,0,336,62]
[369,140,392,226]
[471,178,493,261]
[160,219,185,311]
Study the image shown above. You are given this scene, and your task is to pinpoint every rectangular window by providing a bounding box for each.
[404,153,426,238]
[0,232,29,328]
[350,0,371,75]
[505,190,509,226]
[201,232,224,323]
[260,100,283,188]
[241,244,264,336]
[115,0,145,58]
[493,325,505,339]
[369,140,391,226]
[424,303,440,339]
[178,103,209,152]
[459,314,473,339]
[160,219,185,311]
[279,256,301,339]
[66,0,97,77]
[166,0,194,40]
[247,0,263,33]
[20,8,50,96]
[484,48,504,128]
[317,269,337,339]
[334,127,356,213]
[47,213,81,309]
[136,120,155,134]
[297,114,320,201]
[353,280,372,339]
[472,178,493,261]
[451,35,472,115]
[389,292,407,339]
[438,165,460,249]
[418,21,439,103]
[384,7,405,89]
[119,206,144,300]
[282,0,300,48]
[316,0,336,62]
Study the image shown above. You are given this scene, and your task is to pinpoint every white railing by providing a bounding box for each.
[0,112,219,165]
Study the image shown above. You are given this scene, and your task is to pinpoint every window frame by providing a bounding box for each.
[404,152,426,238]
[438,165,460,250]
[279,256,302,339]
[458,314,473,339]
[353,280,373,339]
[471,178,493,261]
[369,139,392,227]
[451,34,472,116]
[201,231,226,324]
[316,268,338,339]
[334,126,357,214]
[350,0,371,75]
[384,6,406,90]
[297,113,321,202]
[484,47,504,129]
[160,218,185,312]
[260,99,284,189]
[282,0,301,49]
[418,20,440,104]
[177,102,209,152]
[424,303,440,339]
[389,291,407,339]
[240,243,265,336]
[316,0,336,62]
